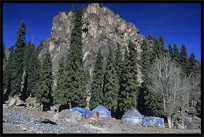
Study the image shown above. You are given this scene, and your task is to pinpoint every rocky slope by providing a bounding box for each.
[38,3,144,107]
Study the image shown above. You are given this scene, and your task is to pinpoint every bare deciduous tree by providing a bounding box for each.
[179,75,191,128]
[147,53,188,128]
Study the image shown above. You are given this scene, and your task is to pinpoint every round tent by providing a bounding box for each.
[91,105,112,119]
[72,107,93,118]
[121,108,143,124]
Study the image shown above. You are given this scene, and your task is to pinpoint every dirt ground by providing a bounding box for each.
[77,118,201,134]
[3,107,201,134]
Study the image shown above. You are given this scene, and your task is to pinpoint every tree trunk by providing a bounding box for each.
[181,111,184,128]
[167,115,172,128]
[41,104,44,112]
[69,101,72,109]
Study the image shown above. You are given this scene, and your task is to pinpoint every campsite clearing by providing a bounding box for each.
[3,107,201,134]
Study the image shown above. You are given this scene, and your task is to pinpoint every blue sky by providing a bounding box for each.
[3,3,201,61]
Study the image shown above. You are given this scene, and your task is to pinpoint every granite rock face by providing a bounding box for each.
[38,3,144,107]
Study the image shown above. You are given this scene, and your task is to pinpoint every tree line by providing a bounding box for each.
[3,5,200,128]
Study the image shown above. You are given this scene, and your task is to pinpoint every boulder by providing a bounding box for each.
[50,104,60,112]
[8,98,16,107]
[47,110,55,114]
[37,117,57,125]
[3,104,9,109]
[184,115,201,129]
[33,103,41,109]
[49,109,82,123]
[16,100,27,106]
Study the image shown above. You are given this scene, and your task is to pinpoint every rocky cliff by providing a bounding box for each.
[38,3,144,105]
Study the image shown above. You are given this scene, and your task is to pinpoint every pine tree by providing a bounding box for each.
[53,57,66,106]
[28,47,41,97]
[64,6,87,108]
[149,37,160,63]
[115,43,123,79]
[168,43,173,57]
[148,35,153,40]
[159,36,164,47]
[89,49,104,110]
[138,39,149,114]
[36,50,52,111]
[10,20,26,97]
[179,44,188,76]
[114,43,123,115]
[172,43,180,64]
[188,53,198,77]
[3,42,7,67]
[22,41,35,98]
[103,47,119,114]
[99,3,103,7]
[64,53,73,108]
[71,5,75,13]
[118,41,138,114]
[143,37,164,116]
[3,46,14,101]
[36,40,44,56]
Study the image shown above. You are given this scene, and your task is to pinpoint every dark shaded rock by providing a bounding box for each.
[38,118,57,125]
[16,100,27,106]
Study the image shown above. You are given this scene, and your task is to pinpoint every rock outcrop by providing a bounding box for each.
[38,3,144,107]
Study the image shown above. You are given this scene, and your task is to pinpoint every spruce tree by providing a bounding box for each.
[172,43,180,64]
[138,39,149,114]
[3,42,7,67]
[53,57,66,106]
[64,6,87,108]
[103,48,119,114]
[3,46,14,101]
[36,50,52,111]
[188,53,197,77]
[28,48,41,97]
[119,41,138,114]
[99,3,103,7]
[115,43,123,79]
[179,44,188,76]
[89,49,104,110]
[36,40,44,56]
[114,43,123,115]
[148,35,153,40]
[168,43,173,57]
[10,20,26,97]
[144,37,164,116]
[64,53,73,108]
[22,42,35,98]
[149,37,160,63]
[71,5,75,13]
